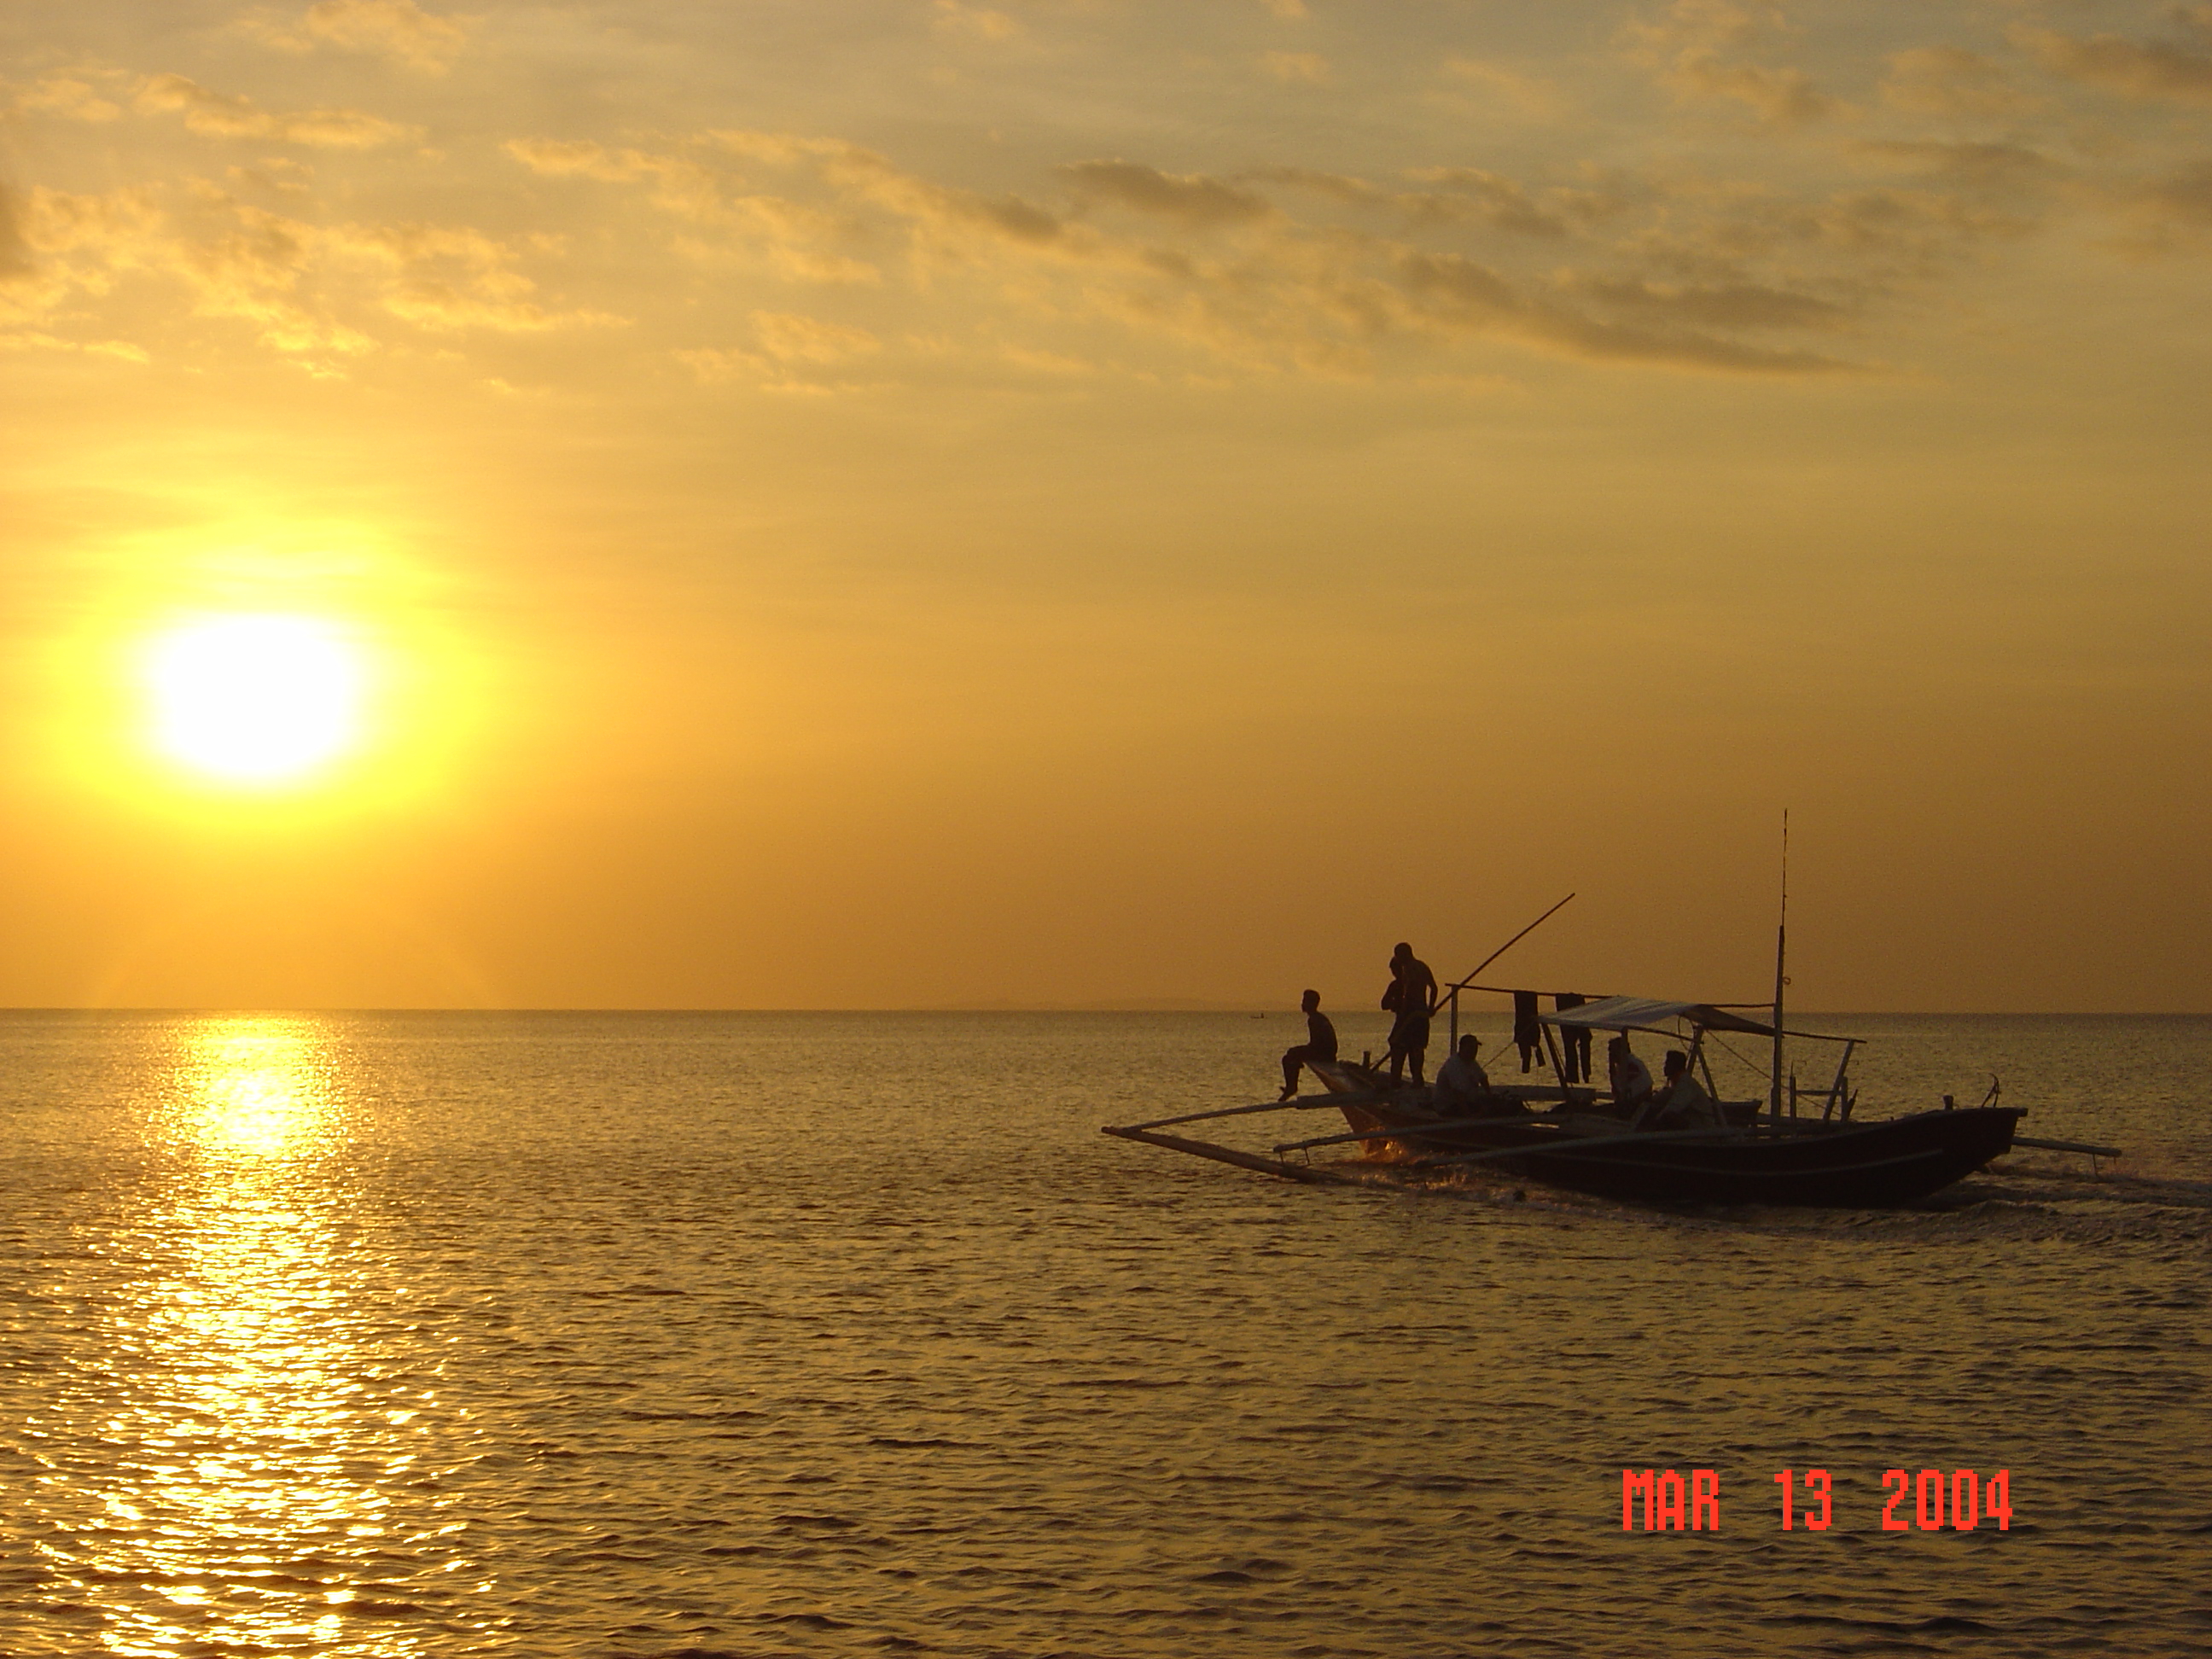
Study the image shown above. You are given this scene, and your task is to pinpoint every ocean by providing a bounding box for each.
[1,1010,2205,1657]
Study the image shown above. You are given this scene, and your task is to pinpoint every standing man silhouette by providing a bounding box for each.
[1382,941,1439,1086]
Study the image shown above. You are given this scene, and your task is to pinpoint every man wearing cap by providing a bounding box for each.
[1432,1033,1497,1115]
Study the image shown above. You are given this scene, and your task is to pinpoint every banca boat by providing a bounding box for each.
[1106,992,2113,1207]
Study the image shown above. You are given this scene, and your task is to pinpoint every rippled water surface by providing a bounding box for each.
[2,1010,2206,1656]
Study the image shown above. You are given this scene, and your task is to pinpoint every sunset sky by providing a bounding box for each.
[2,0,2206,1011]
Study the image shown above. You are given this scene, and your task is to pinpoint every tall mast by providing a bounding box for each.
[1768,809,1788,1121]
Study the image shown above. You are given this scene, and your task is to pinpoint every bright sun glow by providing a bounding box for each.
[143,615,367,785]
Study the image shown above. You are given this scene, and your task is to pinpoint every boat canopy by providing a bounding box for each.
[1540,996,1778,1038]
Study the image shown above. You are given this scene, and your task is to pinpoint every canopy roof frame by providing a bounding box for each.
[1472,992,1863,1045]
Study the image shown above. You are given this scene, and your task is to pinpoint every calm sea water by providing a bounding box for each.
[1,1010,2205,1657]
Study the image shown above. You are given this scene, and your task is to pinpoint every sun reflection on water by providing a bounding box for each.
[179,1021,340,1159]
[49,1017,451,1656]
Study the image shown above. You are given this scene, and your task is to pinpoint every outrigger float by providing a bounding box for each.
[1103,891,2122,1208]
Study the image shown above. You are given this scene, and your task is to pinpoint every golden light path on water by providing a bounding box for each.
[55,1019,457,1656]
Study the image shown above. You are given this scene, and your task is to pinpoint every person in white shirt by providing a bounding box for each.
[1646,1049,1721,1130]
[1433,1033,1492,1114]
[1608,1036,1654,1111]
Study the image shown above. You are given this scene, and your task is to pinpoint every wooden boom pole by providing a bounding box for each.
[1444,891,1578,1055]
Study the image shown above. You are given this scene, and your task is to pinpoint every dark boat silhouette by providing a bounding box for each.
[1104,994,2101,1208]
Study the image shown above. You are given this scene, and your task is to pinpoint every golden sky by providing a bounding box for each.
[2,0,2207,1011]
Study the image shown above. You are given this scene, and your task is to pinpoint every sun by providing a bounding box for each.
[142,614,369,786]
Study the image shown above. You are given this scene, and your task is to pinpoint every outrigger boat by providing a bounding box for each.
[1104,896,2121,1206]
[1295,995,2029,1207]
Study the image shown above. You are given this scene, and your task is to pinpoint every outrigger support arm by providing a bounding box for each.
[1110,1093,1394,1134]
[1101,1125,1367,1185]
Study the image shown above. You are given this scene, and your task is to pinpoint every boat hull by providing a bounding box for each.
[1472,1108,2024,1206]
[1310,1065,2023,1206]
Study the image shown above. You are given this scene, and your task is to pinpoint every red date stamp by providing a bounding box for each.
[1621,1468,2012,1532]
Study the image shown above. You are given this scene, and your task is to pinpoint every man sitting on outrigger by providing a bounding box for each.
[1278,989,1338,1101]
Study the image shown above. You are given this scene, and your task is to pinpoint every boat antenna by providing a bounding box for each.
[1768,811,1788,1121]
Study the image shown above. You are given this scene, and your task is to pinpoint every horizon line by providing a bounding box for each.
[1,1004,2206,1018]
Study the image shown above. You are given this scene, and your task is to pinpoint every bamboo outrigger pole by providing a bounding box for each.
[1445,892,1577,1051]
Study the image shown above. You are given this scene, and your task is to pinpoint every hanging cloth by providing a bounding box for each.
[1512,990,1543,1074]
[1555,992,1592,1084]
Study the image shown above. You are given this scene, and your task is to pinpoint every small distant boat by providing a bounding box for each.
[1106,993,2111,1208]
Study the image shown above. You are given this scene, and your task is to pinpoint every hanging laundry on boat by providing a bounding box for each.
[1555,992,1592,1083]
[1512,989,1544,1073]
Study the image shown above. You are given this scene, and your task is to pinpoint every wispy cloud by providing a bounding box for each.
[515,128,1865,380]
[1880,45,2039,118]
[135,73,420,148]
[8,178,615,362]
[1062,161,1274,227]
[1440,55,1563,118]
[15,72,123,122]
[1259,51,1331,86]
[1621,0,1847,126]
[241,0,472,76]
[2013,19,2212,106]
[932,1,1021,43]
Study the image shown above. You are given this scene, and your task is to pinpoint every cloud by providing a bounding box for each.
[1246,166,1570,237]
[0,185,33,282]
[1394,248,1847,373]
[672,312,882,393]
[16,73,123,122]
[768,136,1065,251]
[1061,161,1273,227]
[242,0,471,75]
[1621,1,1844,125]
[9,179,614,360]
[135,73,420,148]
[1440,56,1562,118]
[752,310,880,362]
[520,127,1895,381]
[326,220,626,331]
[227,158,317,196]
[1880,45,2038,117]
[1854,141,2061,189]
[932,1,1020,42]
[1620,1,1788,58]
[2146,160,2212,224]
[2013,23,2212,105]
[1400,168,1571,237]
[1571,276,1850,332]
[1260,51,1331,86]
[509,137,883,282]
[1671,53,1842,125]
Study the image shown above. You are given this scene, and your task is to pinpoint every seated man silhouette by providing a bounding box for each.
[1641,1050,1721,1131]
[1279,989,1338,1101]
[1434,1033,1517,1117]
[1607,1036,1654,1113]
